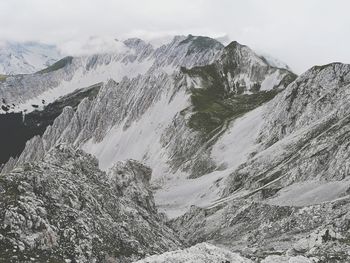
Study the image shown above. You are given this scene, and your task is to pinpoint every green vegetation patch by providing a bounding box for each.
[0,74,7,81]
[37,56,73,74]
[189,89,279,134]
[182,65,280,134]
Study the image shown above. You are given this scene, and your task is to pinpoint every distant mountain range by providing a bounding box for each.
[0,41,61,74]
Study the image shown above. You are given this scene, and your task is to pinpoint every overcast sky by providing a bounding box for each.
[0,0,349,73]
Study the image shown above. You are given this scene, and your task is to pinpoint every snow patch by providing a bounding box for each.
[10,56,155,113]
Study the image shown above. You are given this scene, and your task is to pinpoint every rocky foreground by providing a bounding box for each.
[0,145,181,262]
[0,35,349,262]
[1,145,349,263]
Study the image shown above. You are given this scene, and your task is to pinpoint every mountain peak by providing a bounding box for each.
[178,34,224,52]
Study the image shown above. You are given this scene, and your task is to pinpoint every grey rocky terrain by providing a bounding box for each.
[0,145,181,262]
[0,35,349,262]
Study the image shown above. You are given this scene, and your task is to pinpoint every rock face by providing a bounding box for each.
[1,35,294,188]
[0,145,181,262]
[171,199,350,262]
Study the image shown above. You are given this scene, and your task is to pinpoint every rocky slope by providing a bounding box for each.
[0,41,61,75]
[220,63,350,201]
[171,198,350,262]
[0,145,182,262]
[1,35,295,218]
[2,35,349,262]
[169,63,350,262]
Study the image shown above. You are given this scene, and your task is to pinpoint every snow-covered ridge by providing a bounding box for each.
[0,41,61,74]
[0,35,223,114]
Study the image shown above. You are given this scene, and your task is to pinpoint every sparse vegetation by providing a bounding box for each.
[182,65,280,134]
[189,89,279,134]
[0,74,7,81]
[36,56,73,74]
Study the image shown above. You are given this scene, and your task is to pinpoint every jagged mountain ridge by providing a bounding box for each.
[1,35,295,218]
[0,41,61,75]
[0,35,291,115]
[2,35,349,261]
[0,35,223,114]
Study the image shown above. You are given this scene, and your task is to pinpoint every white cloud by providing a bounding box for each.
[59,36,129,56]
[0,0,349,73]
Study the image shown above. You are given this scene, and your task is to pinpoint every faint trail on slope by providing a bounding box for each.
[206,113,350,209]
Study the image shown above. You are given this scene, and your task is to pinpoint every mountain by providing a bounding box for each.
[0,41,61,75]
[0,35,349,262]
[170,62,350,261]
[0,35,295,216]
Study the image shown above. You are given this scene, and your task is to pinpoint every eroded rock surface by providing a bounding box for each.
[0,145,182,262]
